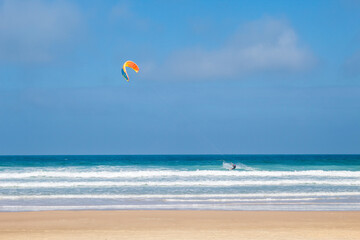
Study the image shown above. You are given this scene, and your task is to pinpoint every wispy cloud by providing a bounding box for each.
[343,50,360,78]
[109,1,150,32]
[110,1,132,19]
[0,0,83,63]
[150,18,316,80]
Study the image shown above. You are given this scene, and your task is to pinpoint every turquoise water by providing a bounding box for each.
[0,155,360,211]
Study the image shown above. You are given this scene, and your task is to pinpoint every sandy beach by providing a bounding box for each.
[0,211,359,240]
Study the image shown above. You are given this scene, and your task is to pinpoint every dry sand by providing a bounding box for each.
[0,210,359,240]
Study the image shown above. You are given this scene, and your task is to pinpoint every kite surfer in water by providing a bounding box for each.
[222,161,236,170]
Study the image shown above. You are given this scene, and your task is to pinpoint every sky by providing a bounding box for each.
[0,0,360,155]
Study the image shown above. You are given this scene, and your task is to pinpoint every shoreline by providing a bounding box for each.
[1,210,360,239]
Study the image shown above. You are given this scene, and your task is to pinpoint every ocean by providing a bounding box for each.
[0,155,359,211]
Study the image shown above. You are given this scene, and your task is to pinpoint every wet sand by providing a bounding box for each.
[0,210,359,240]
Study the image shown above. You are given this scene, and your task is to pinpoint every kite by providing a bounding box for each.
[121,60,139,82]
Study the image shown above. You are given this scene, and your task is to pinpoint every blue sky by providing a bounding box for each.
[0,0,360,154]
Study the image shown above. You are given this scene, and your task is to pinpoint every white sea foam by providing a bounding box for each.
[2,203,360,211]
[1,170,359,179]
[163,197,328,202]
[0,192,359,200]
[1,180,360,188]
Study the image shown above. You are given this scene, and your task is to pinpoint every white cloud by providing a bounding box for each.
[165,18,316,80]
[0,0,82,63]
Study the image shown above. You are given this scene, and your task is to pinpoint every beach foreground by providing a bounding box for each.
[0,211,359,240]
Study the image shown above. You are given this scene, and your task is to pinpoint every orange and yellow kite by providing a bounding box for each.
[121,60,139,82]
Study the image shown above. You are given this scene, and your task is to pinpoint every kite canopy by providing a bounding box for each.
[122,60,139,82]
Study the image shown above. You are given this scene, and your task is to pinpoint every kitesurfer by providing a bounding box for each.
[231,164,236,170]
